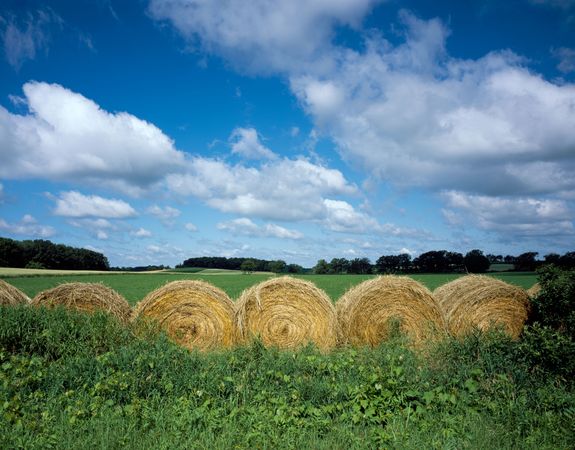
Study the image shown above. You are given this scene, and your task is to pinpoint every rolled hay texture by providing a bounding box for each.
[336,276,447,347]
[0,279,30,306]
[31,282,131,324]
[235,276,337,351]
[434,275,530,339]
[132,280,235,351]
[526,283,541,298]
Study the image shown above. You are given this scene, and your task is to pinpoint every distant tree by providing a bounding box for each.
[515,252,539,272]
[446,252,464,272]
[313,259,330,274]
[349,257,372,274]
[329,258,350,274]
[397,253,412,272]
[464,249,490,273]
[286,264,304,274]
[240,259,257,274]
[544,253,561,265]
[504,255,517,264]
[559,252,575,269]
[414,251,448,273]
[486,254,503,264]
[267,260,287,273]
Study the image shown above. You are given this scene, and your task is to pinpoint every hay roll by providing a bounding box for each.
[434,275,530,339]
[132,280,235,351]
[336,276,447,347]
[31,282,131,323]
[526,283,541,298]
[235,276,337,350]
[0,279,30,306]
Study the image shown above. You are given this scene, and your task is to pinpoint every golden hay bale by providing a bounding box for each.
[0,279,30,306]
[31,282,131,323]
[336,276,447,347]
[434,275,530,339]
[132,280,235,351]
[235,276,337,351]
[526,282,541,298]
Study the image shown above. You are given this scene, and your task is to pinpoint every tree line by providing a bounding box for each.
[313,250,575,274]
[0,237,110,271]
[178,257,305,274]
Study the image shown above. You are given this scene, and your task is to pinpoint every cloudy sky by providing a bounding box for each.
[1,0,574,267]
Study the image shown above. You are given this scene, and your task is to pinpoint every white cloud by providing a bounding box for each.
[148,0,381,74]
[1,9,62,70]
[147,205,181,224]
[96,230,109,240]
[53,191,137,218]
[553,47,575,74]
[132,227,152,238]
[185,222,198,232]
[217,217,304,239]
[0,82,185,195]
[290,13,575,197]
[229,127,276,160]
[322,199,379,233]
[69,218,114,229]
[0,214,55,237]
[166,156,357,221]
[443,191,574,237]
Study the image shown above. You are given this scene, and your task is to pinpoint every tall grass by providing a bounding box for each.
[1,305,573,449]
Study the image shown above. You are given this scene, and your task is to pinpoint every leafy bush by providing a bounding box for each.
[530,266,575,339]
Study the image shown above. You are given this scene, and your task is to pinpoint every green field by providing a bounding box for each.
[1,271,538,304]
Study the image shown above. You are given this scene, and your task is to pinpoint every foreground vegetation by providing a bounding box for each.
[1,272,538,305]
[0,305,573,449]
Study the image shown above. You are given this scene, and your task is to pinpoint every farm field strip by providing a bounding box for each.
[1,271,538,305]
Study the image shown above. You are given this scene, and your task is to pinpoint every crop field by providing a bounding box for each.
[0,270,538,304]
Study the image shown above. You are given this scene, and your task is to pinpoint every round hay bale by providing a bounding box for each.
[526,282,541,298]
[0,279,30,306]
[336,276,447,347]
[235,276,337,351]
[132,280,235,351]
[31,282,131,323]
[434,275,530,339]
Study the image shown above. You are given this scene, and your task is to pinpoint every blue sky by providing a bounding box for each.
[0,0,574,267]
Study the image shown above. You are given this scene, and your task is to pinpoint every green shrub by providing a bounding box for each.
[0,305,135,360]
[530,266,575,339]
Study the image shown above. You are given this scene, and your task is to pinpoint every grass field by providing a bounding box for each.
[1,270,538,304]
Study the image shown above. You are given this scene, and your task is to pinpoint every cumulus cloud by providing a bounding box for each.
[52,191,137,218]
[291,12,575,197]
[217,217,303,239]
[153,4,575,202]
[322,199,380,233]
[443,191,574,237]
[229,127,276,160]
[553,47,575,74]
[148,0,381,74]
[184,222,198,232]
[0,82,185,195]
[166,156,357,221]
[147,205,181,225]
[0,214,55,237]
[131,227,152,237]
[1,9,62,70]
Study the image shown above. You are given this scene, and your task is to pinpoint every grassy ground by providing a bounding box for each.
[0,306,573,449]
[1,271,538,304]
